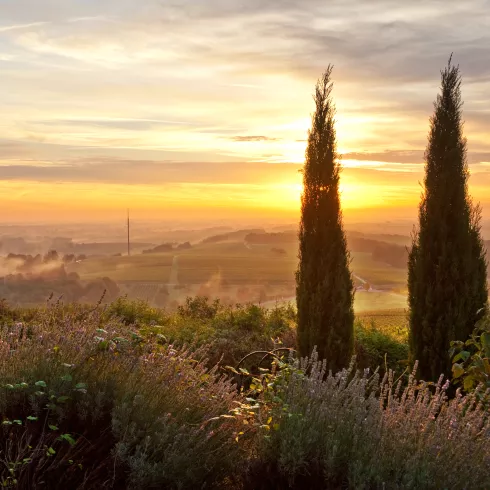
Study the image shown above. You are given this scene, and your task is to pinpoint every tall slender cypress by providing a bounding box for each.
[408,57,488,381]
[296,66,354,371]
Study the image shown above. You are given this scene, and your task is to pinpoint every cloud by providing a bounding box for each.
[342,150,490,165]
[2,0,490,211]
[0,21,48,33]
[229,136,279,142]
[0,158,302,185]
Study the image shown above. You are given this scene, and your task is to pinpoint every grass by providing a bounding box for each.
[177,254,297,285]
[354,291,408,313]
[65,243,407,292]
[351,251,407,287]
[357,309,408,343]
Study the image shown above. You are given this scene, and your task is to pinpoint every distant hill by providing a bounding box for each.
[202,229,266,244]
[245,231,297,245]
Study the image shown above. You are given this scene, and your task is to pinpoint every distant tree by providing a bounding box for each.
[408,57,488,381]
[296,66,354,371]
[43,250,59,263]
[177,242,192,250]
[62,253,76,264]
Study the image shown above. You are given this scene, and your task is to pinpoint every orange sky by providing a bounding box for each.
[1,1,490,224]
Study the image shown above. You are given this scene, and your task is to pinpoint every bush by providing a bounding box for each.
[105,296,165,326]
[0,302,245,489]
[355,319,409,375]
[241,353,490,489]
[450,313,490,393]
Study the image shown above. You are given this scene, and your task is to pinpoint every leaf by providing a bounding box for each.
[453,351,471,363]
[13,420,22,425]
[4,384,14,390]
[239,368,250,376]
[224,366,239,375]
[27,416,38,422]
[464,376,476,392]
[59,434,76,447]
[481,332,490,357]
[61,374,73,382]
[35,381,47,388]
[97,340,109,351]
[48,424,59,431]
[75,383,87,390]
[46,447,56,456]
[452,363,465,379]
[2,420,12,425]
[57,396,70,403]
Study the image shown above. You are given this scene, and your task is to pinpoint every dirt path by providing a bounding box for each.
[168,255,180,286]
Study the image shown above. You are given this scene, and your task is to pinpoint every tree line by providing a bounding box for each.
[296,57,488,381]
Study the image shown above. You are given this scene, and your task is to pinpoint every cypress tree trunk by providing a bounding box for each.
[296,66,354,371]
[408,57,488,382]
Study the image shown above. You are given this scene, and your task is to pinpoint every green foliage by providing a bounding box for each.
[177,295,222,320]
[450,313,490,393]
[296,66,354,371]
[105,296,165,325]
[408,57,488,381]
[354,319,408,374]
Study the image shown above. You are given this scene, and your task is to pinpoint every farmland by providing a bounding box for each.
[64,229,410,316]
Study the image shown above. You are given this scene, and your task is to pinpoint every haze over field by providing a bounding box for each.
[2,0,490,224]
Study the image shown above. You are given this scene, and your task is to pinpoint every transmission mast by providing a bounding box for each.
[127,209,131,257]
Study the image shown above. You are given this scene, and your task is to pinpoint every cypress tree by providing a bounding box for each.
[408,57,488,381]
[296,66,354,371]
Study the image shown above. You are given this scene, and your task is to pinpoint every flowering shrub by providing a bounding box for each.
[240,352,490,489]
[0,302,245,489]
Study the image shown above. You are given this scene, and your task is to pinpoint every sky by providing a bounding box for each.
[1,0,490,225]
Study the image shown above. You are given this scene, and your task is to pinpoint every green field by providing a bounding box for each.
[67,254,173,282]
[354,291,407,313]
[351,252,407,288]
[67,237,409,311]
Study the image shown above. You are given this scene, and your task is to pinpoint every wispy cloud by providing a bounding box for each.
[229,136,279,142]
[0,21,48,32]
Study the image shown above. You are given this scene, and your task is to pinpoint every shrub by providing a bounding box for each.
[355,319,409,374]
[105,296,165,326]
[0,302,245,489]
[242,353,490,489]
[450,313,490,393]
